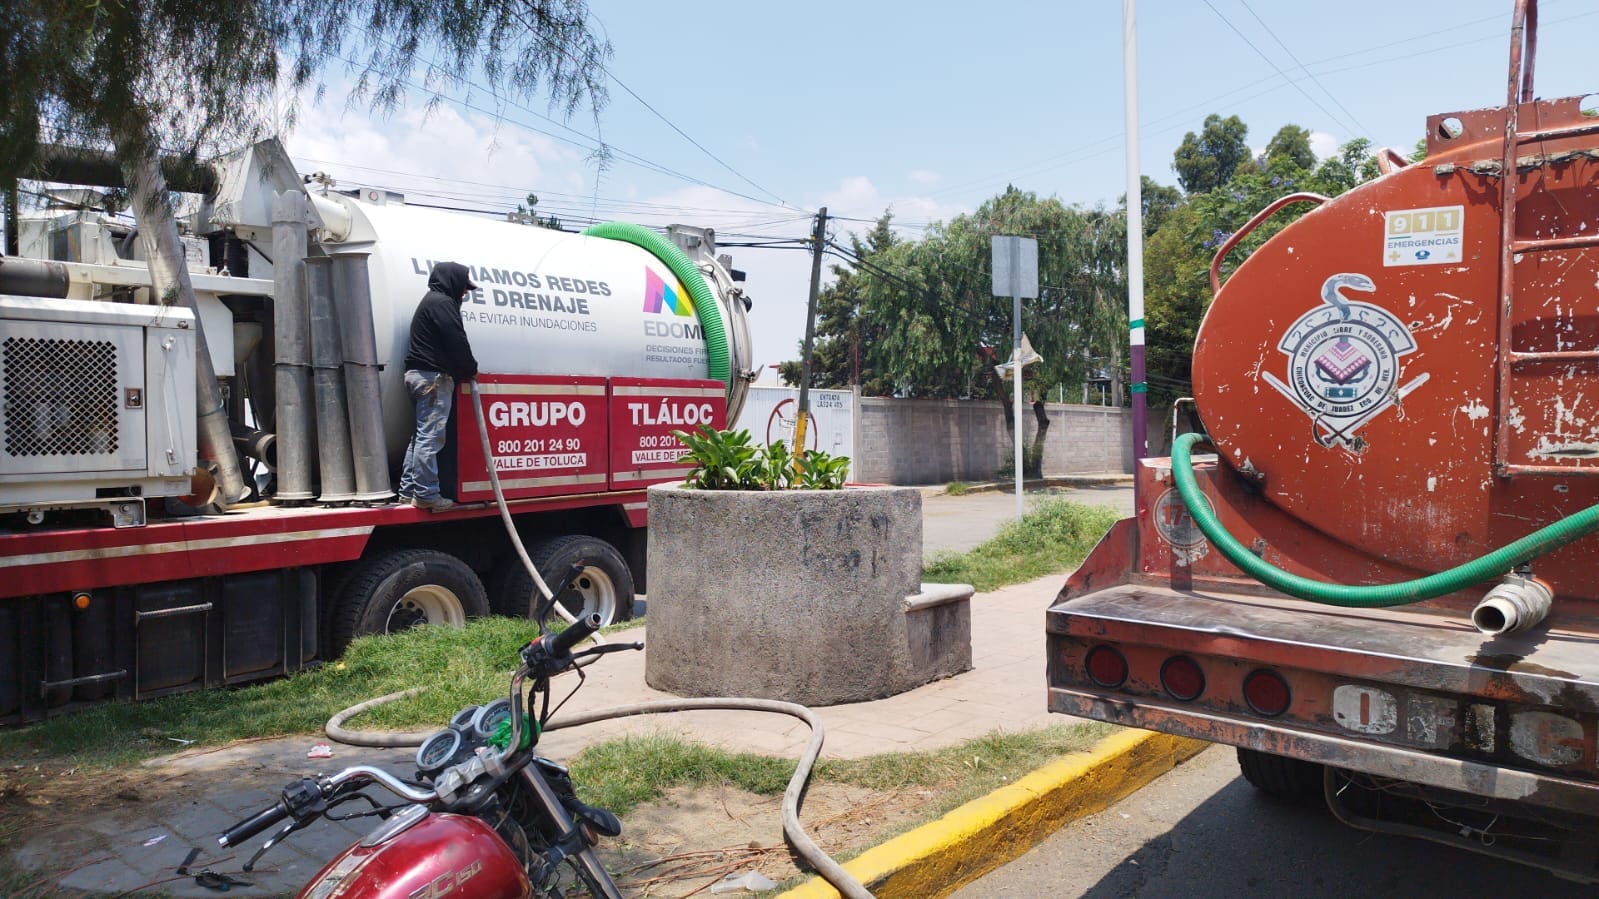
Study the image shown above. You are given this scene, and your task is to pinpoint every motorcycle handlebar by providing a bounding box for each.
[218,623,616,850]
[218,802,288,848]
[547,613,602,658]
[217,766,438,848]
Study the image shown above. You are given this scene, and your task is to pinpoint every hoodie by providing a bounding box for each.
[403,261,480,379]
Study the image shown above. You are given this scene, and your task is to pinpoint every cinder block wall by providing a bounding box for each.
[853,398,1132,485]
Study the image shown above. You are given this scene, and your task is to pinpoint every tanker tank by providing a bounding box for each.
[1190,92,1599,599]
[315,195,752,465]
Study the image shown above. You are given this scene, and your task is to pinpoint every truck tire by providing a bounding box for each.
[490,535,634,626]
[334,549,489,651]
[1236,747,1325,802]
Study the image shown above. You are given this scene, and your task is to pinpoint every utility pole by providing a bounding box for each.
[1010,241,1025,519]
[795,207,827,454]
[1123,0,1148,491]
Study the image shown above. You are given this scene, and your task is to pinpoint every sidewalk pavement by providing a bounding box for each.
[14,573,1078,897]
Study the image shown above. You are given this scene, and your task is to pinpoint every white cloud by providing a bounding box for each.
[1310,131,1339,160]
[820,176,882,217]
[284,102,586,207]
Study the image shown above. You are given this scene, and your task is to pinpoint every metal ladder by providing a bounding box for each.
[1492,0,1599,476]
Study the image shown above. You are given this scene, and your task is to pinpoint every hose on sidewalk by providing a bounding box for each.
[325,690,871,899]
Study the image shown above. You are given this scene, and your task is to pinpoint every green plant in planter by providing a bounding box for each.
[795,449,851,489]
[673,426,850,490]
[672,426,761,489]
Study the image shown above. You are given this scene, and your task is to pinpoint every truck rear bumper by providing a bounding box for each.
[1047,580,1599,817]
[1049,688,1599,816]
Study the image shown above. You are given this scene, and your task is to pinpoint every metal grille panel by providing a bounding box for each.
[2,337,120,456]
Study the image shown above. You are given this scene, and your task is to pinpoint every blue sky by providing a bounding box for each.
[283,0,1597,377]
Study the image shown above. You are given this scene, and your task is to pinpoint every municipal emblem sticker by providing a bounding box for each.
[1261,273,1429,451]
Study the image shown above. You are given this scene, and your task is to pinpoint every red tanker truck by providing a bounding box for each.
[1048,0,1598,882]
[0,139,755,723]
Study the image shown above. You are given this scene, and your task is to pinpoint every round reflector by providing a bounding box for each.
[1084,645,1128,688]
[1160,655,1205,701]
[1243,669,1291,717]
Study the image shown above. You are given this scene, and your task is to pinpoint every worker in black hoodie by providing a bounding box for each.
[398,261,480,511]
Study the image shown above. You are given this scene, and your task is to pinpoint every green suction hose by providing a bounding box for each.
[1171,432,1599,607]
[581,222,731,389]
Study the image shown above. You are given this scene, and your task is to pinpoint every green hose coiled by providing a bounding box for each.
[1171,432,1599,607]
[581,222,731,389]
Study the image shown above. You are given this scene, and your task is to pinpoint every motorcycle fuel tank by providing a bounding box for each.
[299,808,531,899]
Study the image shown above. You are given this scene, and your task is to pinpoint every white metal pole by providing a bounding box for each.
[1123,0,1147,501]
[1012,242,1024,520]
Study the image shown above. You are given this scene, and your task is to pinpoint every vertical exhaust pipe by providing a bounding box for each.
[307,257,356,502]
[332,253,394,502]
[271,191,315,502]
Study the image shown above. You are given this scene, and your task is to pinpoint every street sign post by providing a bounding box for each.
[992,235,1039,520]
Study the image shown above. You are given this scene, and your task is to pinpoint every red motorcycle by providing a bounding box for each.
[218,609,638,898]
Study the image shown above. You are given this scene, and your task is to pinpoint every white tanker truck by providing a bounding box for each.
[0,139,755,723]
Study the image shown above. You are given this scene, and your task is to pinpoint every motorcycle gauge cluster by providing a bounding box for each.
[416,700,521,779]
[472,698,513,738]
[415,728,466,776]
[451,704,482,729]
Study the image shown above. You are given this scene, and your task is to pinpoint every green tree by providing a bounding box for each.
[0,0,609,500]
[1172,114,1250,194]
[832,187,1126,476]
[1263,124,1317,172]
[858,187,1124,402]
[1136,175,1182,238]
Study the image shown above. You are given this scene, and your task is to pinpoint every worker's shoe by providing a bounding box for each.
[412,495,456,512]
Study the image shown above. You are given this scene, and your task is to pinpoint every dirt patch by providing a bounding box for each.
[605,782,933,897]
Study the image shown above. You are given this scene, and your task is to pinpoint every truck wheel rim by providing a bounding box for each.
[388,585,466,632]
[563,567,617,626]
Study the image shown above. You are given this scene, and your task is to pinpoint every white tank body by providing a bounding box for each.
[321,197,750,462]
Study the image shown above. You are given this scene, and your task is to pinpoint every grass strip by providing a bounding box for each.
[569,721,1117,819]
[922,498,1119,592]
[0,617,549,767]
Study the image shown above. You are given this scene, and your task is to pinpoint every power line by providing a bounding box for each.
[1200,0,1362,139]
[920,6,1585,204]
[1236,0,1375,139]
[333,37,794,214]
[607,73,792,209]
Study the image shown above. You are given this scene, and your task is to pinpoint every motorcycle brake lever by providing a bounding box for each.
[243,817,311,872]
[574,641,643,658]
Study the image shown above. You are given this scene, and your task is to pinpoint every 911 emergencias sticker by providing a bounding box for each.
[1384,205,1464,266]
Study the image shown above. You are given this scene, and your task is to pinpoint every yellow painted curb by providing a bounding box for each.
[776,729,1210,899]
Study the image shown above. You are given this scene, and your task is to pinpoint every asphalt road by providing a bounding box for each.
[921,485,1135,556]
[953,745,1592,898]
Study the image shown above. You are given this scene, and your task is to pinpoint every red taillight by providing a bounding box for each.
[1160,655,1205,701]
[1085,645,1128,688]
[1243,669,1291,717]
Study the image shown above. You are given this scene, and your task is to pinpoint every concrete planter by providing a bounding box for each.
[646,483,971,706]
